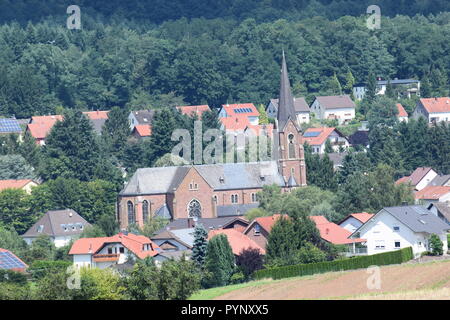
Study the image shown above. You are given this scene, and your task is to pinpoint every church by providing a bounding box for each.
[117,53,307,229]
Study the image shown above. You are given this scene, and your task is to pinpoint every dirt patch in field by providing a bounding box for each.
[215,260,450,300]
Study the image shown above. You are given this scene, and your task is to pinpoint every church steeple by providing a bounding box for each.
[277,50,297,131]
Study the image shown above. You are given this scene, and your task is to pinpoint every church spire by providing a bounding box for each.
[277,50,296,131]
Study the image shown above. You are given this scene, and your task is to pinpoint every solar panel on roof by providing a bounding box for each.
[0,119,22,133]
[304,131,321,138]
[233,108,253,114]
[0,252,27,270]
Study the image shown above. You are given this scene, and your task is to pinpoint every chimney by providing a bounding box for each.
[325,228,329,235]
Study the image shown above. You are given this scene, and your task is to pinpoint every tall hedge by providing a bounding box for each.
[254,247,413,280]
[28,260,72,280]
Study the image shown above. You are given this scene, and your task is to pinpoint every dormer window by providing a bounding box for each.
[254,224,261,235]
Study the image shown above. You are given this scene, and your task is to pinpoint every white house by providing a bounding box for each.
[413,97,450,123]
[350,205,449,258]
[128,109,155,131]
[353,79,421,100]
[396,167,438,191]
[310,95,356,125]
[397,103,408,122]
[219,103,260,126]
[338,212,374,233]
[69,232,161,269]
[415,186,450,207]
[302,127,350,154]
[22,209,91,248]
[266,97,310,125]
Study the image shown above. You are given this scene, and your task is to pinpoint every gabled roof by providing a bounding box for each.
[208,229,265,255]
[429,175,450,187]
[270,97,310,113]
[151,230,193,249]
[320,152,348,168]
[217,203,258,217]
[69,232,160,259]
[0,179,37,192]
[245,214,287,234]
[130,110,155,125]
[396,103,408,117]
[27,115,64,140]
[419,97,450,113]
[89,118,107,135]
[303,127,344,146]
[0,118,22,134]
[396,167,435,187]
[338,212,374,225]
[314,95,356,110]
[352,206,450,236]
[221,103,259,118]
[22,209,91,238]
[155,204,172,220]
[310,216,365,244]
[415,186,450,200]
[220,115,251,131]
[429,202,450,222]
[160,217,249,233]
[133,124,152,137]
[82,111,109,120]
[0,248,28,272]
[176,105,211,118]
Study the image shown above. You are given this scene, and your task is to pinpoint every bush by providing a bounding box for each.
[0,269,27,285]
[230,272,245,284]
[429,234,444,256]
[236,248,264,280]
[28,260,72,280]
[254,247,413,280]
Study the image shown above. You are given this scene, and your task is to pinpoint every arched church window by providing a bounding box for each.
[288,134,295,159]
[188,199,202,218]
[142,200,149,222]
[127,201,135,225]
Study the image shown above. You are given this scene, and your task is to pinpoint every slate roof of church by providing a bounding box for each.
[120,161,285,196]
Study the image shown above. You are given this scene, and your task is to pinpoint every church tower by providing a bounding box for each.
[276,51,307,187]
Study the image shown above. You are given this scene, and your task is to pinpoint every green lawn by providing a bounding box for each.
[189,279,275,300]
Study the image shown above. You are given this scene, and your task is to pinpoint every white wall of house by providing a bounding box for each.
[73,254,93,268]
[310,100,355,125]
[356,209,448,258]
[398,115,409,123]
[24,235,76,248]
[415,170,438,191]
[128,113,139,130]
[340,217,363,233]
[266,102,277,119]
[296,112,310,125]
[413,104,450,123]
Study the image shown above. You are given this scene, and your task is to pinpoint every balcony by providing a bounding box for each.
[93,253,120,263]
[345,247,368,257]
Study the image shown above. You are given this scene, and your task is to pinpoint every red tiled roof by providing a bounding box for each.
[82,111,109,120]
[395,176,411,185]
[397,167,434,187]
[220,115,251,131]
[0,179,35,192]
[397,103,408,117]
[349,213,374,224]
[414,186,450,200]
[208,229,265,255]
[249,214,288,233]
[177,105,210,119]
[303,127,337,146]
[69,233,160,259]
[310,216,365,245]
[221,103,260,117]
[28,115,64,139]
[134,124,152,137]
[420,97,450,113]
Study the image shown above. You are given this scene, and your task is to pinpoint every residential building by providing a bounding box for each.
[69,232,161,269]
[303,127,350,154]
[151,229,193,252]
[0,179,39,194]
[353,79,421,100]
[218,103,260,126]
[243,214,286,250]
[429,175,450,187]
[176,105,211,119]
[0,248,28,273]
[349,205,449,258]
[82,110,109,135]
[131,124,152,139]
[22,209,91,248]
[396,103,408,122]
[427,203,450,225]
[414,186,450,206]
[395,167,438,191]
[219,115,274,137]
[26,115,63,145]
[266,97,310,125]
[321,152,348,171]
[338,212,374,233]
[310,95,356,125]
[159,217,250,233]
[117,52,307,229]
[0,118,23,140]
[413,97,450,123]
[128,109,155,131]
[208,228,265,256]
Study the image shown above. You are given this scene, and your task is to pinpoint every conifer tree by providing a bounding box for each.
[204,234,235,287]
[192,223,208,269]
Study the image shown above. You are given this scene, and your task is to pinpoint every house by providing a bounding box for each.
[266,97,310,125]
[219,115,274,137]
[0,118,24,140]
[310,95,356,125]
[82,111,109,135]
[69,232,161,269]
[310,216,366,255]
[413,97,450,123]
[159,216,250,233]
[151,229,194,252]
[396,103,408,122]
[128,109,155,131]
[428,175,450,187]
[353,79,421,100]
[176,105,211,119]
[320,152,348,171]
[349,205,449,258]
[338,212,374,233]
[303,127,350,154]
[22,209,91,248]
[26,115,63,145]
[414,186,450,206]
[208,228,265,255]
[218,103,260,126]
[427,202,450,225]
[131,124,152,139]
[0,248,28,273]
[395,167,438,191]
[118,53,307,230]
[0,179,39,194]
[243,214,287,250]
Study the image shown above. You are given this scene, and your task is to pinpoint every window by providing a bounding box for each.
[393,226,400,232]
[288,134,295,159]
[231,194,238,204]
[127,201,135,225]
[119,247,125,254]
[142,200,149,222]
[375,240,385,250]
[254,224,261,235]
[213,195,218,202]
[251,193,257,203]
[188,199,202,218]
[394,241,401,248]
[189,181,199,190]
[108,248,113,254]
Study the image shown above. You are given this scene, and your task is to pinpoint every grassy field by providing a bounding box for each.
[190,259,450,300]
